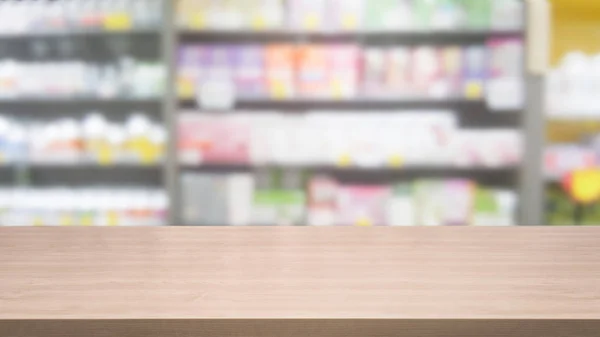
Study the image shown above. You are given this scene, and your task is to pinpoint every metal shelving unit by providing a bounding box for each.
[173,14,528,224]
[0,3,169,219]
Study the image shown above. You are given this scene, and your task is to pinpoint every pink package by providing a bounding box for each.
[307,175,339,226]
[412,46,444,98]
[177,45,205,98]
[487,38,523,78]
[362,48,387,97]
[178,114,251,165]
[386,47,412,97]
[440,180,475,226]
[328,45,359,99]
[440,46,463,98]
[234,45,266,98]
[336,185,391,226]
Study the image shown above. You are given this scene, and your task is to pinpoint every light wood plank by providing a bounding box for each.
[1,227,600,320]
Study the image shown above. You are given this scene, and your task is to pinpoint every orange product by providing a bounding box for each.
[297,45,330,98]
[265,45,296,100]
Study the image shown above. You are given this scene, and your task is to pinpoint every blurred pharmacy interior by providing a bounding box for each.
[0,0,595,226]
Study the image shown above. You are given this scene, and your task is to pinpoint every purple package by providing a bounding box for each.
[204,45,236,84]
[462,46,487,99]
[177,45,204,98]
[234,45,266,98]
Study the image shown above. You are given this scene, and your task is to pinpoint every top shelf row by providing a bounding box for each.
[0,0,523,39]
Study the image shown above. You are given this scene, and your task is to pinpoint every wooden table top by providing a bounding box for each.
[2,227,600,321]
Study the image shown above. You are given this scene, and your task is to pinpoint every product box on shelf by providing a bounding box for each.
[461,0,492,29]
[252,189,306,226]
[440,46,464,98]
[413,180,475,226]
[235,45,266,98]
[364,0,414,31]
[307,175,338,226]
[329,0,364,31]
[486,38,524,110]
[363,48,387,97]
[181,173,229,226]
[462,46,487,100]
[472,188,517,226]
[178,113,251,165]
[328,45,359,99]
[450,130,522,168]
[411,46,444,98]
[297,45,330,98]
[248,0,285,30]
[385,48,413,98]
[289,0,328,31]
[386,183,415,226]
[265,45,296,99]
[490,0,523,31]
[178,46,203,99]
[337,185,391,226]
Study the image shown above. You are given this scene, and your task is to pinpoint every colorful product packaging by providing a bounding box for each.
[438,46,462,98]
[307,175,338,226]
[234,45,266,98]
[460,0,491,29]
[363,47,387,97]
[181,173,229,226]
[289,0,327,31]
[330,0,364,31]
[386,184,415,226]
[297,45,329,98]
[177,45,203,99]
[204,45,236,83]
[473,188,517,226]
[178,114,251,165]
[365,0,414,31]
[462,45,486,100]
[411,46,443,98]
[328,45,359,99]
[386,47,413,97]
[491,0,524,31]
[440,179,475,225]
[486,38,524,109]
[336,185,391,226]
[265,45,296,99]
[247,0,285,30]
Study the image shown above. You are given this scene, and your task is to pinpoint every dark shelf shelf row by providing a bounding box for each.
[182,164,519,187]
[0,165,163,187]
[0,28,160,40]
[179,98,521,128]
[179,29,524,45]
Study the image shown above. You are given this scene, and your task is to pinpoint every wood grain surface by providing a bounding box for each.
[1,227,600,320]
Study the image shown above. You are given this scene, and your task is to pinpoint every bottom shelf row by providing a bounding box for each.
[181,172,518,227]
[0,171,516,227]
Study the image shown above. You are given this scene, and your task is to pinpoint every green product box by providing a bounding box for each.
[459,0,491,29]
[253,190,306,226]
